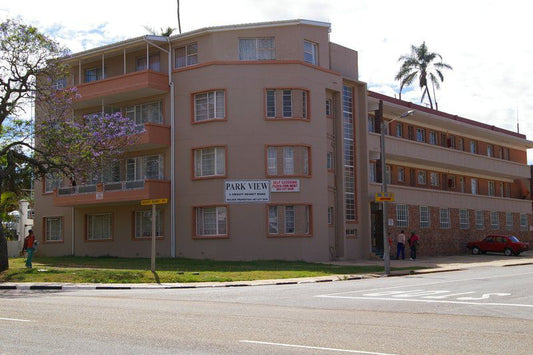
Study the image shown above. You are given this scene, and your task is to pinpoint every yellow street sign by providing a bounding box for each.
[375,192,394,202]
[141,198,169,205]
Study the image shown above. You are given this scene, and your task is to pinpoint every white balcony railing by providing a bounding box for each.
[57,179,146,196]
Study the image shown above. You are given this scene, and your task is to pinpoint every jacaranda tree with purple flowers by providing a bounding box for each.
[0,19,138,271]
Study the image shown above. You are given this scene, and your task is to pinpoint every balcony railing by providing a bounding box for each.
[54,179,170,207]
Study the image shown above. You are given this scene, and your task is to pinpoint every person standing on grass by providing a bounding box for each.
[396,230,406,260]
[22,230,36,268]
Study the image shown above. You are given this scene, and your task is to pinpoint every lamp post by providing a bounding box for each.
[379,99,415,275]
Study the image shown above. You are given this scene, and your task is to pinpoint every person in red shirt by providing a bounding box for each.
[22,230,36,268]
[408,231,420,260]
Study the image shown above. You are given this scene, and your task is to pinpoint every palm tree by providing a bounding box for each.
[395,42,452,110]
[143,26,176,36]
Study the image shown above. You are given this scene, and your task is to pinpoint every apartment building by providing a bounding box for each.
[33,19,533,261]
[367,91,533,256]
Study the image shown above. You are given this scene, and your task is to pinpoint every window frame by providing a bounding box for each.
[267,203,312,237]
[192,89,226,123]
[133,209,163,239]
[505,212,513,231]
[265,145,311,178]
[520,214,528,231]
[490,211,499,230]
[86,213,113,241]
[193,146,227,179]
[396,204,409,227]
[459,209,470,230]
[476,210,484,230]
[265,88,310,121]
[420,206,430,229]
[303,40,318,65]
[175,42,198,68]
[239,37,275,60]
[193,205,228,238]
[44,216,63,242]
[439,208,451,229]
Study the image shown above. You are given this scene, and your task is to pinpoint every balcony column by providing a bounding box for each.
[78,60,81,85]
[101,54,105,79]
[146,43,150,70]
[123,48,127,75]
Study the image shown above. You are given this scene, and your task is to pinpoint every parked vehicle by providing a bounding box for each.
[467,235,529,256]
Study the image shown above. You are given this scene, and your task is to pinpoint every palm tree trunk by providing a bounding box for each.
[425,86,434,109]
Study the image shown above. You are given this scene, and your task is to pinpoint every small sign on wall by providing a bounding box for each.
[225,180,270,203]
[271,179,300,192]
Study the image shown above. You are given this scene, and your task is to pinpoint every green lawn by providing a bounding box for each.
[1,256,422,284]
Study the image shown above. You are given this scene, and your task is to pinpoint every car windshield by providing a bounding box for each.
[509,236,520,242]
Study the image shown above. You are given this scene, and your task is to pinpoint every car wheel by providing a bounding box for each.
[472,247,481,255]
[504,248,513,256]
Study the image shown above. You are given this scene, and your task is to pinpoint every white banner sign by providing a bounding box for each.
[225,180,270,203]
[270,179,300,192]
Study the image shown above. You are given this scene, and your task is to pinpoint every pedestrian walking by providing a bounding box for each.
[408,231,420,260]
[22,230,36,268]
[396,230,406,260]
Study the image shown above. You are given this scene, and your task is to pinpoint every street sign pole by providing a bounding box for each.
[140,198,169,273]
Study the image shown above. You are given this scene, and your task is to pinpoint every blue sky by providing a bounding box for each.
[2,0,533,159]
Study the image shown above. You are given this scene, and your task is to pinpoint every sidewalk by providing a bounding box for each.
[2,253,532,291]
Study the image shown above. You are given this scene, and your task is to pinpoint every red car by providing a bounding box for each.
[467,235,529,256]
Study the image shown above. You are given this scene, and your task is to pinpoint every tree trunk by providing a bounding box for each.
[0,224,9,272]
[425,86,434,109]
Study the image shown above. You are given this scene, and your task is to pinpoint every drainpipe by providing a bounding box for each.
[168,38,176,258]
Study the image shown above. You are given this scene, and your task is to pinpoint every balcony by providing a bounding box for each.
[53,179,170,207]
[130,123,171,151]
[73,70,169,109]
[368,133,531,180]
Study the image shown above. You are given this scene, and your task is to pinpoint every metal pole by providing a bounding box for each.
[151,203,156,272]
[379,100,390,276]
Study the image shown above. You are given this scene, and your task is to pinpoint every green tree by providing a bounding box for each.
[0,19,137,271]
[395,42,452,110]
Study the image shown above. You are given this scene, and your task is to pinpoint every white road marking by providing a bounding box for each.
[317,295,533,308]
[240,340,395,354]
[0,317,32,322]
[457,293,510,300]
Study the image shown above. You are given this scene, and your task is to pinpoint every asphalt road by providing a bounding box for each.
[1,264,533,354]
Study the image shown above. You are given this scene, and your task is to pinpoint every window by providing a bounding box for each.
[460,209,469,229]
[470,140,477,153]
[266,146,309,177]
[429,131,437,145]
[194,90,225,122]
[328,207,334,225]
[325,99,332,116]
[127,155,163,181]
[458,138,464,151]
[520,214,528,231]
[490,211,499,230]
[396,204,408,227]
[487,144,494,157]
[52,77,67,90]
[430,172,439,186]
[239,37,274,60]
[87,213,112,240]
[417,171,427,185]
[85,67,102,82]
[476,210,484,230]
[265,89,309,119]
[134,209,162,238]
[420,206,430,228]
[303,40,318,65]
[460,176,465,193]
[447,176,456,189]
[268,204,311,236]
[367,115,375,133]
[369,162,376,182]
[194,147,226,178]
[447,136,456,148]
[343,86,355,221]
[44,172,62,193]
[126,101,162,126]
[398,167,405,182]
[506,212,513,231]
[488,181,495,196]
[327,152,334,170]
[471,178,478,195]
[416,128,425,142]
[175,43,198,68]
[136,54,160,71]
[45,217,62,241]
[396,123,403,138]
[440,208,451,229]
[195,206,227,237]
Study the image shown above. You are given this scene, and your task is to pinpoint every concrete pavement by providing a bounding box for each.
[1,253,532,291]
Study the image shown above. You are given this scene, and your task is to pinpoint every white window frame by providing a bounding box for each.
[488,181,495,196]
[303,40,318,65]
[506,212,513,231]
[369,162,376,183]
[476,210,484,230]
[420,206,430,228]
[430,172,439,186]
[471,178,478,195]
[87,213,112,241]
[470,140,477,153]
[396,123,403,137]
[417,171,427,185]
[520,214,528,231]
[194,147,226,178]
[440,208,451,229]
[327,152,334,170]
[195,206,227,237]
[194,90,225,122]
[490,211,499,230]
[136,53,160,71]
[325,99,332,116]
[239,37,274,60]
[328,207,334,225]
[126,101,162,126]
[127,155,163,181]
[398,167,405,182]
[429,131,437,145]
[460,209,469,230]
[45,217,63,241]
[396,204,408,227]
[268,204,311,236]
[416,128,425,142]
